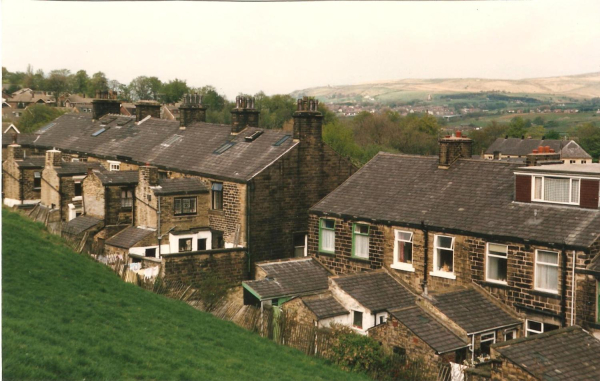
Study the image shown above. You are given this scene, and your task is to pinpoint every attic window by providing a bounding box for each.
[532,176,580,205]
[92,128,106,137]
[99,116,117,125]
[273,135,291,146]
[38,122,56,133]
[245,130,263,142]
[161,135,183,147]
[214,142,236,155]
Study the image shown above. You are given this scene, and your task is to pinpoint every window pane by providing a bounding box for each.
[534,177,542,199]
[572,179,580,203]
[323,219,335,229]
[488,243,508,256]
[528,320,542,332]
[353,311,363,328]
[438,249,453,272]
[487,256,507,282]
[398,241,412,264]
[437,236,453,249]
[397,231,412,241]
[355,224,368,234]
[538,250,559,265]
[354,234,369,258]
[174,199,181,214]
[544,177,570,203]
[321,229,335,252]
[536,263,558,291]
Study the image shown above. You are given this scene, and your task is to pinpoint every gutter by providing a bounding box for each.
[561,244,567,326]
[571,250,576,326]
[421,221,429,296]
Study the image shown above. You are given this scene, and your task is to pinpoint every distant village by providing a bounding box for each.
[4,86,600,381]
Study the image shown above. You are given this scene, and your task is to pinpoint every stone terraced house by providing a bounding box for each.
[308,134,600,343]
[484,137,592,163]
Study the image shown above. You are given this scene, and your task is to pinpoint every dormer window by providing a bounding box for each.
[532,176,580,205]
[108,160,121,171]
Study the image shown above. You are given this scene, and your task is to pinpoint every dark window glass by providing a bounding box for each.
[174,197,197,215]
[34,172,41,188]
[197,238,207,251]
[179,238,192,252]
[212,182,223,210]
[145,248,156,258]
[353,311,363,329]
[74,182,82,197]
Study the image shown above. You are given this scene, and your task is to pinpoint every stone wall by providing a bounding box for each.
[41,167,61,212]
[82,172,105,219]
[489,351,538,381]
[2,153,21,201]
[161,249,247,285]
[153,194,210,246]
[282,297,318,327]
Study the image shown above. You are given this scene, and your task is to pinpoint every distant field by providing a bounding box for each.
[446,111,599,133]
[2,208,366,381]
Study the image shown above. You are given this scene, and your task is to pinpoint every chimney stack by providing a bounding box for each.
[8,143,24,161]
[45,149,62,168]
[178,93,206,128]
[438,132,472,168]
[230,96,260,134]
[293,97,323,144]
[92,90,121,120]
[135,100,161,122]
[140,165,159,187]
[526,147,562,166]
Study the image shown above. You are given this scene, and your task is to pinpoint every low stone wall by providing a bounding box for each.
[161,248,247,285]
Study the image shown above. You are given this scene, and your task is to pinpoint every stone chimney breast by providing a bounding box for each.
[45,149,62,168]
[231,96,260,134]
[8,144,24,161]
[438,132,472,168]
[179,93,206,127]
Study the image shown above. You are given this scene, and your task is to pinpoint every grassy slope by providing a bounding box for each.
[2,209,366,381]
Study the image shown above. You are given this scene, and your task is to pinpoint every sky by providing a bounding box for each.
[2,0,600,99]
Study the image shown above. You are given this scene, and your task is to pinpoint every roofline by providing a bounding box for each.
[308,210,592,251]
[247,140,299,181]
[491,325,581,350]
[466,322,522,336]
[241,280,329,301]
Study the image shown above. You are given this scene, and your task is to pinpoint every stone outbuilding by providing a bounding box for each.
[2,143,44,207]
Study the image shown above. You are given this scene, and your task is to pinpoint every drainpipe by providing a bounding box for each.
[157,196,162,257]
[571,250,576,326]
[104,186,109,223]
[561,244,567,326]
[131,187,136,226]
[58,179,63,221]
[471,334,475,362]
[246,181,252,275]
[421,221,429,296]
[19,169,24,204]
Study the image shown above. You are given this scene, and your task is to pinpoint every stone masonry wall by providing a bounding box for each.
[41,167,61,212]
[22,168,42,201]
[161,250,247,285]
[2,156,21,200]
[282,297,318,327]
[82,173,105,219]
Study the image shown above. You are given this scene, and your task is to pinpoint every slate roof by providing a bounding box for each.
[105,226,155,249]
[243,258,331,300]
[94,170,139,186]
[30,114,298,182]
[561,140,592,159]
[587,254,600,273]
[310,153,600,248]
[152,177,208,195]
[61,215,102,235]
[2,133,38,147]
[333,271,415,313]
[55,161,101,176]
[485,138,566,156]
[302,295,348,319]
[432,288,521,334]
[16,156,45,168]
[388,306,469,354]
[492,326,600,381]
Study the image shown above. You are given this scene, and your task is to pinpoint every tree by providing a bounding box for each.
[46,69,71,103]
[129,76,153,101]
[533,116,545,126]
[527,125,545,139]
[147,77,163,100]
[88,72,108,97]
[546,129,560,139]
[16,105,66,133]
[71,70,90,94]
[469,121,509,154]
[573,123,600,160]
[162,79,188,104]
[506,116,528,138]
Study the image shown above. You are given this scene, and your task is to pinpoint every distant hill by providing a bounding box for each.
[291,72,600,103]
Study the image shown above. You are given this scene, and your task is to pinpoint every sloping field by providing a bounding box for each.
[1,209,366,381]
[292,72,600,101]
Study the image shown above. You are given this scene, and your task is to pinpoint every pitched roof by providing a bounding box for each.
[310,153,600,248]
[54,161,101,176]
[16,156,45,168]
[302,295,348,320]
[2,133,38,147]
[243,258,331,300]
[492,326,600,381]
[94,170,139,186]
[560,140,592,159]
[333,271,415,313]
[432,288,521,334]
[388,305,469,354]
[152,177,207,196]
[61,215,103,235]
[30,114,298,182]
[105,226,155,249]
[485,138,566,156]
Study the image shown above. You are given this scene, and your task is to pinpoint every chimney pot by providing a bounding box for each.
[456,131,462,138]
[533,149,539,154]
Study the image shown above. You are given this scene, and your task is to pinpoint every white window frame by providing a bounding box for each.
[107,160,121,171]
[352,310,364,330]
[534,249,559,294]
[430,234,456,280]
[392,230,414,272]
[319,218,336,254]
[525,319,559,337]
[504,329,517,341]
[486,243,508,284]
[531,175,580,205]
[352,223,370,260]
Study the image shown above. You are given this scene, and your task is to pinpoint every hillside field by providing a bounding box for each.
[1,208,366,381]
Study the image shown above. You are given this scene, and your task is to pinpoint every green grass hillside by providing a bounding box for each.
[2,209,366,381]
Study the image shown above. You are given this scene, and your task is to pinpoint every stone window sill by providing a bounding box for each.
[209,209,224,216]
[479,280,512,290]
[430,271,456,280]
[530,289,561,299]
[318,251,335,257]
[391,263,415,272]
[348,256,370,263]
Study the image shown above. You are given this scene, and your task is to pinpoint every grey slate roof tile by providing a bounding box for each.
[16,156,45,168]
[310,153,600,248]
[94,170,139,186]
[61,215,102,235]
[560,140,592,159]
[55,161,101,176]
[333,271,415,312]
[152,177,208,195]
[243,259,330,300]
[388,305,469,354]
[31,114,298,182]
[432,288,521,334]
[302,295,348,319]
[2,133,38,147]
[485,138,566,156]
[492,326,600,381]
[105,226,155,249]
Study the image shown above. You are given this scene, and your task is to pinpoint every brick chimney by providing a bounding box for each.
[438,131,472,168]
[139,165,159,187]
[231,96,260,134]
[526,146,562,166]
[179,94,206,128]
[92,90,121,120]
[293,97,323,144]
[8,144,24,161]
[135,100,161,122]
[45,149,62,168]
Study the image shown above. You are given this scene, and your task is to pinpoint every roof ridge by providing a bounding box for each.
[492,325,581,349]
